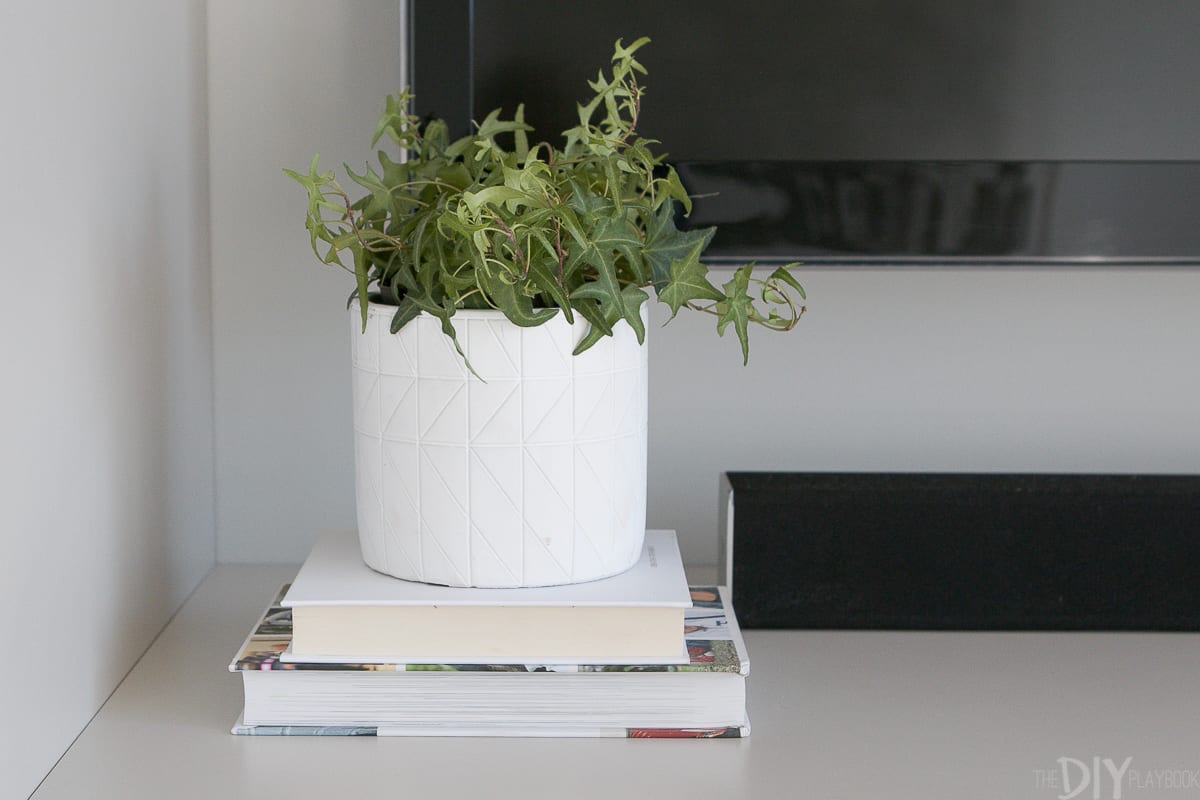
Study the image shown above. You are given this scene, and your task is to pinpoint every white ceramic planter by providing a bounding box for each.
[351,303,648,587]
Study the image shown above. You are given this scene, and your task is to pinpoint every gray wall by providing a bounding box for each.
[649,266,1200,549]
[210,2,1200,567]
[208,0,402,562]
[0,2,213,797]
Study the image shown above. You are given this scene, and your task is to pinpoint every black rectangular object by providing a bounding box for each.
[722,472,1200,630]
[408,1,1200,265]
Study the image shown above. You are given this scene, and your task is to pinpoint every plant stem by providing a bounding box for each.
[492,214,529,278]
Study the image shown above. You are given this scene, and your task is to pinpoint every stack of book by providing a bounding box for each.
[229,529,750,737]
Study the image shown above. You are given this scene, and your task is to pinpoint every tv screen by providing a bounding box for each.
[409,1,1200,264]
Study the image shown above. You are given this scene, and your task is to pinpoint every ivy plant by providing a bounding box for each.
[286,37,804,367]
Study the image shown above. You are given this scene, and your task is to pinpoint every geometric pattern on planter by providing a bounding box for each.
[352,304,648,587]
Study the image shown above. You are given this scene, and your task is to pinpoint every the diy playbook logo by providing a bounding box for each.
[1035,757,1200,798]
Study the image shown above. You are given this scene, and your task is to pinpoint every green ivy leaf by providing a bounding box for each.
[574,284,648,354]
[612,36,651,69]
[371,92,415,148]
[377,150,413,188]
[769,265,807,300]
[524,229,574,321]
[477,267,558,327]
[353,246,370,332]
[643,201,715,286]
[621,284,649,344]
[513,103,529,162]
[569,296,614,347]
[661,165,692,215]
[462,185,535,215]
[434,161,472,191]
[474,107,534,142]
[567,241,635,337]
[346,161,420,221]
[437,301,480,378]
[389,297,421,333]
[657,241,723,319]
[567,179,612,217]
[716,264,754,365]
[590,212,647,284]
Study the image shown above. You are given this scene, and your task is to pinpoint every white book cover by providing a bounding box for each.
[279,530,692,664]
[283,529,691,608]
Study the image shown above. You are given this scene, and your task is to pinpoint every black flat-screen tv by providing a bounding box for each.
[407,1,1200,265]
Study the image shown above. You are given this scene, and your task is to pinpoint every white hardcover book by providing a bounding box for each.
[230,583,749,736]
[282,529,692,664]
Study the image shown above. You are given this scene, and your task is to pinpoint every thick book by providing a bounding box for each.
[283,529,692,664]
[229,583,749,736]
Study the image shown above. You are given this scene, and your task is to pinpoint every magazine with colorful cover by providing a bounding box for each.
[229,584,750,737]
